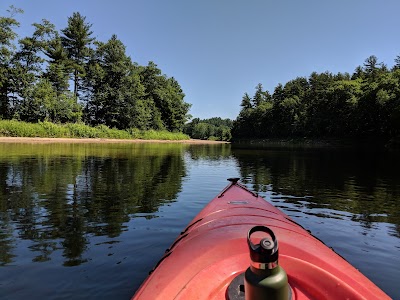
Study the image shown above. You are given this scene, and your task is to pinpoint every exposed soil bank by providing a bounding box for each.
[0,137,230,144]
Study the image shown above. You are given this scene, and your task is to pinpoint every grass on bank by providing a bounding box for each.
[0,120,189,140]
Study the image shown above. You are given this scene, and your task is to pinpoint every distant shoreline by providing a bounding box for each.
[0,137,229,144]
[231,137,394,149]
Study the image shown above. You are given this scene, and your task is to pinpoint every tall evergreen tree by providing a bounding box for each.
[33,20,71,95]
[363,55,384,80]
[252,83,266,107]
[61,12,94,100]
[240,92,252,109]
[139,62,190,131]
[84,35,150,129]
[12,32,45,118]
[0,6,22,118]
[394,55,400,70]
[161,77,190,131]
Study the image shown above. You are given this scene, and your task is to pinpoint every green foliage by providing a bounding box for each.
[184,117,233,141]
[84,35,136,128]
[65,122,98,138]
[0,6,23,119]
[39,121,68,137]
[33,19,71,95]
[0,120,189,140]
[129,98,164,131]
[0,8,191,137]
[0,120,45,137]
[126,127,141,139]
[233,57,400,143]
[138,62,191,132]
[18,78,82,123]
[61,12,94,98]
[191,122,209,140]
[140,130,189,140]
[240,93,252,109]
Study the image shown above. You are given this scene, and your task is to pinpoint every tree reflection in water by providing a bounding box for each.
[0,143,186,266]
[232,146,400,235]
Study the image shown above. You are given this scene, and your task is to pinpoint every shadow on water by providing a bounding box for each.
[0,143,186,267]
[232,146,400,236]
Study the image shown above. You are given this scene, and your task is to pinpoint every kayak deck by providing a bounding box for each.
[132,180,389,299]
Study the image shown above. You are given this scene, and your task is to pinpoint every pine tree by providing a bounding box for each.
[12,34,44,117]
[33,20,71,95]
[85,35,149,129]
[139,62,190,131]
[0,6,23,118]
[252,83,265,107]
[394,55,400,70]
[240,93,252,109]
[61,12,94,100]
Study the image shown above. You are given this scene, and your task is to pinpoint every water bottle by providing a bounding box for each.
[244,226,291,300]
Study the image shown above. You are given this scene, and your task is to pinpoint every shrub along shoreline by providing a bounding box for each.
[0,120,190,141]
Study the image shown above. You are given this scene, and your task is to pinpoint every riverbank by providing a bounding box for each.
[0,120,191,141]
[0,137,229,144]
[231,137,394,149]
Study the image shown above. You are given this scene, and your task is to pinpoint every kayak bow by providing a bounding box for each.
[132,178,389,300]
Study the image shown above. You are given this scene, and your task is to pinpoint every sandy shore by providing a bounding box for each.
[0,137,230,144]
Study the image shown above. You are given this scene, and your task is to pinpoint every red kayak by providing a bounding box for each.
[132,179,389,299]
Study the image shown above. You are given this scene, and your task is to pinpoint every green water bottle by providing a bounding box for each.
[244,226,291,300]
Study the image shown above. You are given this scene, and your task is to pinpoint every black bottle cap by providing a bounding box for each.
[247,226,279,264]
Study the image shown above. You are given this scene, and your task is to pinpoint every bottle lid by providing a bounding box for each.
[247,226,279,269]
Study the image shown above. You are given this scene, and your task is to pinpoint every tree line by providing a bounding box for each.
[232,55,400,143]
[0,7,191,132]
[184,117,233,141]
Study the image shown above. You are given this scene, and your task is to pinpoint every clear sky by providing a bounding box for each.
[2,0,400,120]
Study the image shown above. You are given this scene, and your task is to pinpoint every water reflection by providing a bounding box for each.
[232,147,400,236]
[0,142,399,299]
[0,143,186,266]
[186,144,231,160]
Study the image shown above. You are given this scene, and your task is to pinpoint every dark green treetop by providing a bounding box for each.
[61,12,94,99]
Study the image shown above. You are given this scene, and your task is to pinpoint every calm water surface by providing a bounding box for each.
[0,143,399,299]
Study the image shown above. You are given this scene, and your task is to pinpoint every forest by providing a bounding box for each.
[232,55,400,144]
[183,117,233,141]
[3,7,400,144]
[0,7,191,132]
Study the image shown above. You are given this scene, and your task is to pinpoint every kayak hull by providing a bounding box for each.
[132,180,389,299]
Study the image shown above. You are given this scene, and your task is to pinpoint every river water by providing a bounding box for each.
[0,142,399,299]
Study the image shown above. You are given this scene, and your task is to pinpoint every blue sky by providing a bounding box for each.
[2,0,400,120]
